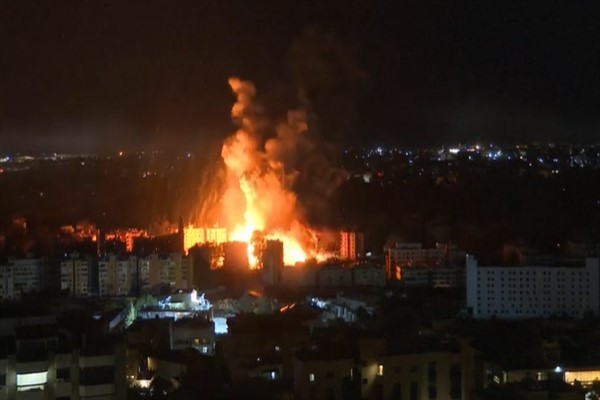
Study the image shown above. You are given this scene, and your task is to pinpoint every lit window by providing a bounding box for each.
[309,373,315,382]
[17,371,48,390]
[377,364,384,376]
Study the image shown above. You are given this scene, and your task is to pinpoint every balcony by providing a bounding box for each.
[55,381,71,397]
[16,389,45,400]
[79,383,115,398]
[15,359,48,374]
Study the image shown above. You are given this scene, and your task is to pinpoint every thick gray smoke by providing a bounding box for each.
[194,29,365,228]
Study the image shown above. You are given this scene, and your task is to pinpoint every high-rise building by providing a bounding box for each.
[98,254,136,296]
[184,225,206,253]
[60,253,90,296]
[339,231,364,260]
[223,242,249,271]
[183,226,228,253]
[262,240,284,286]
[188,244,219,289]
[205,227,228,244]
[138,252,192,293]
[385,242,464,279]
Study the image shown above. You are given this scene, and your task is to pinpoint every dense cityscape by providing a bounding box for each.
[3,1,600,400]
[1,141,600,400]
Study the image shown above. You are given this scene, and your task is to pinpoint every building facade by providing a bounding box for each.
[0,314,126,400]
[400,267,464,288]
[98,254,137,297]
[293,338,475,400]
[466,256,600,319]
[353,264,387,287]
[262,240,284,286]
[0,258,44,300]
[60,255,90,296]
[339,231,365,261]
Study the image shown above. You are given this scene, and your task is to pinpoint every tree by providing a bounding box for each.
[125,300,137,328]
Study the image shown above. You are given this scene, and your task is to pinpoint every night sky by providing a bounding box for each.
[1,1,599,153]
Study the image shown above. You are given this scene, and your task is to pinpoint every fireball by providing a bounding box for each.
[220,77,318,267]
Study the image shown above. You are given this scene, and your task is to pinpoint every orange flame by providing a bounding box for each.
[220,77,320,267]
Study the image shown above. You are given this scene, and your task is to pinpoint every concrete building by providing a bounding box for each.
[466,256,600,319]
[400,266,465,288]
[340,231,364,260]
[183,225,206,253]
[0,258,44,300]
[182,225,229,252]
[60,254,91,296]
[280,265,318,288]
[262,240,283,286]
[386,243,465,279]
[170,319,215,355]
[138,252,192,292]
[98,254,137,296]
[318,264,353,288]
[223,242,249,271]
[205,227,228,245]
[293,337,476,400]
[293,353,354,400]
[0,313,126,400]
[353,263,387,287]
[188,244,218,289]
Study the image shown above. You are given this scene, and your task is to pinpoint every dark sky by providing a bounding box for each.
[1,1,599,153]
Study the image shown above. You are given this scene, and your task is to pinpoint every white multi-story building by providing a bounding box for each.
[466,255,600,319]
[0,258,44,300]
[60,254,90,296]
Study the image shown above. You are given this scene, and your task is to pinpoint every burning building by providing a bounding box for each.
[261,240,284,286]
[223,241,250,271]
[339,230,364,261]
[183,225,228,253]
[194,77,331,268]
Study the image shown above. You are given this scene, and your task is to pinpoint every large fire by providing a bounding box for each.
[199,77,322,267]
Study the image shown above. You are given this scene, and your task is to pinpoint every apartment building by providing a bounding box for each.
[466,255,600,319]
[60,254,91,296]
[0,313,126,400]
[293,337,476,400]
[0,258,44,300]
